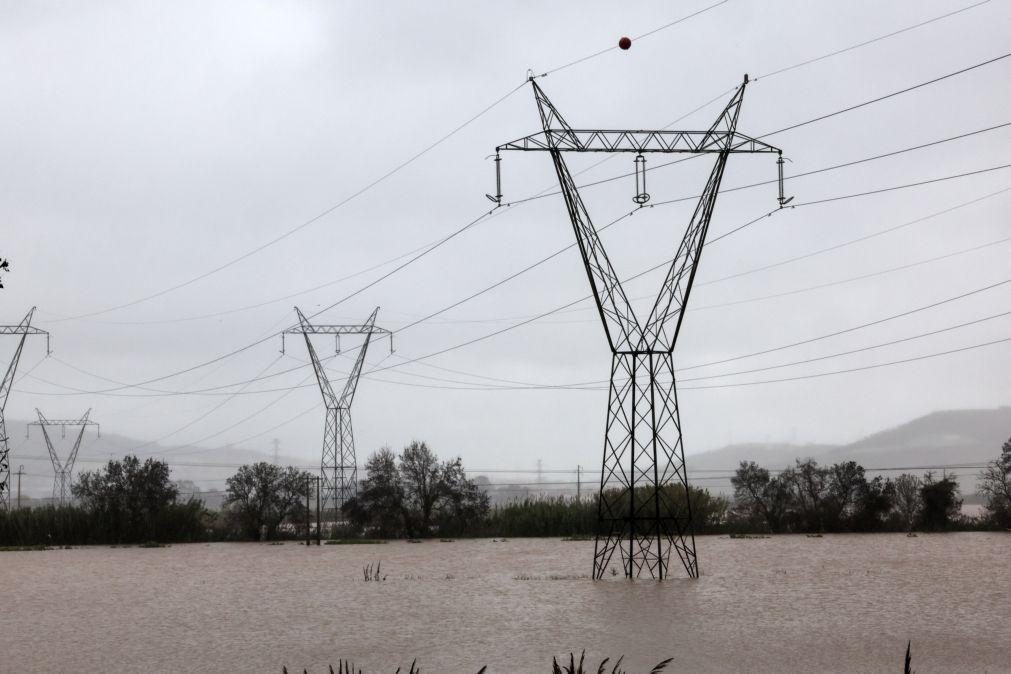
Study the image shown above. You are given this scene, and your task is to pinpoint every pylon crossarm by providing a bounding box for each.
[498,129,778,154]
[0,326,48,335]
[282,324,391,338]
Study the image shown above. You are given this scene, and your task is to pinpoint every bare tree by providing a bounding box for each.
[979,437,1011,528]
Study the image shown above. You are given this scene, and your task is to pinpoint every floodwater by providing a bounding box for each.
[3,534,1009,673]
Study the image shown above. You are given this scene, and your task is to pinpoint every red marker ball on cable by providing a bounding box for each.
[618,36,632,50]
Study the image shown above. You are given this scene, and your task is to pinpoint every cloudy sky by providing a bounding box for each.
[2,0,1009,493]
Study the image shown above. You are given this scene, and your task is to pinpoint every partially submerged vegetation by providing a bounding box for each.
[5,437,1009,546]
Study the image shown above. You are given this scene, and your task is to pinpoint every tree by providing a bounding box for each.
[825,461,867,530]
[343,447,405,537]
[919,472,962,531]
[893,474,922,532]
[979,436,1011,528]
[851,476,894,531]
[0,256,9,288]
[224,463,311,540]
[343,441,489,538]
[731,461,791,532]
[777,459,829,532]
[73,455,192,542]
[399,440,488,536]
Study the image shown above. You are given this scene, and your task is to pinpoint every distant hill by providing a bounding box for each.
[4,418,302,501]
[824,407,1011,468]
[8,407,1010,500]
[687,406,1011,492]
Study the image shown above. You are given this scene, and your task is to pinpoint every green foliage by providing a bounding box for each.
[918,472,962,531]
[342,442,489,538]
[60,455,206,544]
[730,458,916,534]
[0,500,208,547]
[224,462,312,540]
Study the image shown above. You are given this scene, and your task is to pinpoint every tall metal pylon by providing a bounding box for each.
[493,76,786,579]
[282,307,392,518]
[27,409,99,506]
[0,307,50,511]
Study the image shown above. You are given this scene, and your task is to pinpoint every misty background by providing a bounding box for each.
[2,0,1009,497]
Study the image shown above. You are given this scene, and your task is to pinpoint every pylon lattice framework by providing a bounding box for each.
[283,307,392,518]
[494,76,786,579]
[0,307,49,511]
[28,409,99,506]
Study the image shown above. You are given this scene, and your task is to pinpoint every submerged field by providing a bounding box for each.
[2,534,1008,672]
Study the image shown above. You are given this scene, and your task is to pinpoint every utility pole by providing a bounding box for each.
[576,465,581,503]
[0,307,49,511]
[492,76,785,579]
[315,475,322,545]
[15,464,24,510]
[283,307,392,523]
[27,409,99,506]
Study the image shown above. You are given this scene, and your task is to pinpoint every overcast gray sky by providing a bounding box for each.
[3,0,1010,492]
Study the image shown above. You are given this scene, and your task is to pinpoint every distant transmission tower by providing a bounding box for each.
[283,307,392,518]
[28,409,99,506]
[492,76,787,579]
[0,307,49,511]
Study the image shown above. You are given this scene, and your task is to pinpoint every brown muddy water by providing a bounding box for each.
[2,534,1009,673]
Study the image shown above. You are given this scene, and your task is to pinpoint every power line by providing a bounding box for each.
[46,5,738,324]
[688,232,1011,313]
[531,0,731,79]
[11,453,989,477]
[760,50,1011,138]
[751,0,993,81]
[20,178,1010,401]
[27,49,1008,399]
[681,334,1011,390]
[677,278,1011,372]
[364,165,1011,380]
[51,84,528,322]
[679,309,1011,382]
[509,51,1011,204]
[647,121,1011,209]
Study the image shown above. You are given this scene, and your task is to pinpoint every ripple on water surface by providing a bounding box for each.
[3,533,1009,673]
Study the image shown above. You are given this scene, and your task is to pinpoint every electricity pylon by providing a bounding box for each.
[283,307,392,518]
[0,307,50,510]
[28,409,99,506]
[493,76,786,579]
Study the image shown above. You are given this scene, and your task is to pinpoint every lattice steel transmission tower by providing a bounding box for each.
[28,409,99,506]
[283,307,392,518]
[492,76,786,579]
[1,307,50,511]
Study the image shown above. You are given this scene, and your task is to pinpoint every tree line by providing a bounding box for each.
[729,436,1011,533]
[2,436,1008,546]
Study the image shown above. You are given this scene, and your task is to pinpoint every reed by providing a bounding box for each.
[551,651,672,674]
[362,561,386,582]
